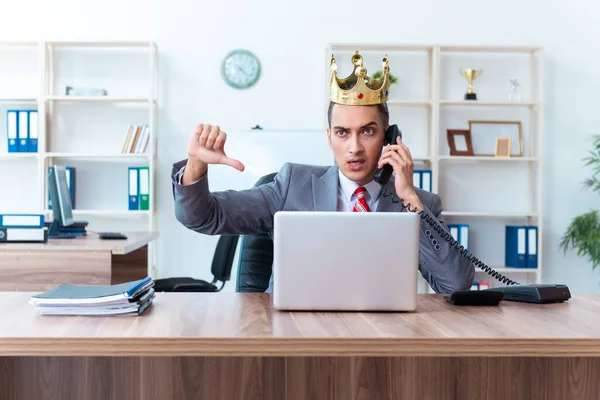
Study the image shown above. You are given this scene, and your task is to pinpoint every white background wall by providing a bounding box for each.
[2,0,600,293]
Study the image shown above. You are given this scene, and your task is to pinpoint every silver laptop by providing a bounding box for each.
[272,211,420,311]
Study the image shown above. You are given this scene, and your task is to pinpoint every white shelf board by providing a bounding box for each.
[45,41,154,48]
[328,43,433,52]
[0,41,38,47]
[0,153,39,160]
[45,96,154,103]
[388,100,432,107]
[438,156,537,162]
[45,153,151,159]
[475,267,539,274]
[44,209,150,216]
[0,98,38,104]
[439,45,542,53]
[439,100,539,107]
[442,211,538,218]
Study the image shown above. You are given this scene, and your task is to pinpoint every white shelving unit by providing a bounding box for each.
[326,43,543,291]
[0,40,158,276]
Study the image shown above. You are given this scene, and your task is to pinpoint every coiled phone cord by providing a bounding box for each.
[399,198,519,286]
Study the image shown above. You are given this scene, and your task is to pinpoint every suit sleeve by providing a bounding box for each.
[416,194,475,294]
[171,160,292,235]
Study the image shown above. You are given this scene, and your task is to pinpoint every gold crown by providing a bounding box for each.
[329,51,391,106]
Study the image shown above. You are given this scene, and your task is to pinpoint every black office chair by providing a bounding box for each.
[235,172,277,292]
[154,234,240,292]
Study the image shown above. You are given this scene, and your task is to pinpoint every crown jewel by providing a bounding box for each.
[329,51,391,106]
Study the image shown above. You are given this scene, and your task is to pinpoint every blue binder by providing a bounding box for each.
[128,167,139,210]
[27,110,38,152]
[505,225,527,268]
[527,226,538,269]
[448,223,470,251]
[0,214,44,228]
[458,224,470,251]
[17,110,28,152]
[7,110,18,153]
[414,169,432,192]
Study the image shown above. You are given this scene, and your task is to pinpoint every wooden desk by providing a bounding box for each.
[0,293,599,400]
[0,231,158,291]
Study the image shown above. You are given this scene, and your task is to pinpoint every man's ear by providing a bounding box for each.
[326,128,333,149]
[382,124,391,146]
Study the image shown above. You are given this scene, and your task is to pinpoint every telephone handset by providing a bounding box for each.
[373,124,402,186]
[374,124,570,301]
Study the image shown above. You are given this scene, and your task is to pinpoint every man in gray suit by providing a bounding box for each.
[172,52,475,294]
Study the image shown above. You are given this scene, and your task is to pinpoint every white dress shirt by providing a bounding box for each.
[337,169,382,212]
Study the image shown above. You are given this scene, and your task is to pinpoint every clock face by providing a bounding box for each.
[221,49,261,89]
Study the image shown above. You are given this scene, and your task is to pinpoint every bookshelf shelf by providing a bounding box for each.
[439,100,538,107]
[0,98,38,104]
[442,211,538,218]
[477,267,538,274]
[45,96,155,103]
[44,41,154,48]
[387,100,432,107]
[44,153,151,159]
[438,156,537,162]
[0,153,39,160]
[0,40,158,277]
[44,209,151,216]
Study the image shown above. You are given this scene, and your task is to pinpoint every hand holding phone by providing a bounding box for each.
[374,124,424,212]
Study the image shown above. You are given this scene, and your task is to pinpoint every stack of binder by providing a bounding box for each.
[128,166,150,210]
[505,225,538,268]
[0,214,47,242]
[6,109,38,152]
[29,277,155,316]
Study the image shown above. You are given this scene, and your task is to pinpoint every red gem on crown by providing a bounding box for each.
[358,93,364,99]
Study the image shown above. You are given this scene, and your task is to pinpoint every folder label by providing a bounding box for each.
[28,110,38,152]
[7,111,18,153]
[517,228,526,255]
[460,225,469,251]
[139,167,150,211]
[18,111,28,151]
[128,167,139,210]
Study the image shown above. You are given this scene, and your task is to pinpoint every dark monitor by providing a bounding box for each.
[48,165,74,227]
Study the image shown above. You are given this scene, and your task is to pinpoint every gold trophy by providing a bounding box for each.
[460,68,482,100]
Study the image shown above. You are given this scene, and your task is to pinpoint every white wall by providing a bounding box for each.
[3,0,600,293]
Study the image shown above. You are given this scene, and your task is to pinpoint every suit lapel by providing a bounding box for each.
[312,166,338,211]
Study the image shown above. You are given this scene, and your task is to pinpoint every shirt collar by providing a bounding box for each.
[338,169,382,202]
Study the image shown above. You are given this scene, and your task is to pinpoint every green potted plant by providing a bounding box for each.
[371,70,398,84]
[560,135,600,269]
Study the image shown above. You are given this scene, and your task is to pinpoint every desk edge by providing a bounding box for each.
[1,337,600,357]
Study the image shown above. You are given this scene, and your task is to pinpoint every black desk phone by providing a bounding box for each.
[376,124,571,306]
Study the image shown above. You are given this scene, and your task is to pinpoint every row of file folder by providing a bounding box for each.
[0,214,47,242]
[506,225,538,268]
[6,110,38,152]
[413,170,432,192]
[448,224,470,251]
[129,167,150,210]
[48,166,76,209]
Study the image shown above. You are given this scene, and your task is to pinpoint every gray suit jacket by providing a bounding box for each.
[171,160,475,294]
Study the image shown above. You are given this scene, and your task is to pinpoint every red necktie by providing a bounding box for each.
[352,187,371,212]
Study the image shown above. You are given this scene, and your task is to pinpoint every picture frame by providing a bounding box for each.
[495,137,511,157]
[468,120,523,157]
[446,129,474,156]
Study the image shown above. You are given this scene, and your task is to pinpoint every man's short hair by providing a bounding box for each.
[327,101,390,128]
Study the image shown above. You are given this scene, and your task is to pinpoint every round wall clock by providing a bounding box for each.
[221,49,261,89]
